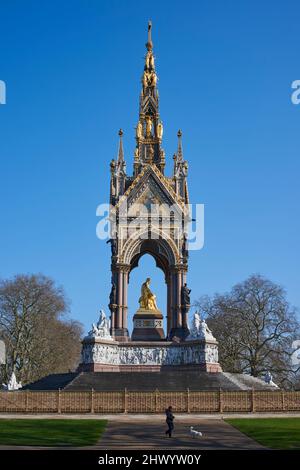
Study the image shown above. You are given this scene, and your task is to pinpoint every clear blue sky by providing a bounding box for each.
[0,0,299,334]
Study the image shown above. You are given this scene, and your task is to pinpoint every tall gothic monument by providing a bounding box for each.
[108,22,191,342]
[80,22,221,373]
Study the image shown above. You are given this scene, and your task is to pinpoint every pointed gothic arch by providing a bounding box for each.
[109,230,188,340]
[121,228,178,269]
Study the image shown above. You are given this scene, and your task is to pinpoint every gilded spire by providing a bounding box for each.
[134,22,165,175]
[142,24,157,90]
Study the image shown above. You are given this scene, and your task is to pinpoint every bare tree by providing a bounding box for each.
[195,275,300,388]
[0,274,83,384]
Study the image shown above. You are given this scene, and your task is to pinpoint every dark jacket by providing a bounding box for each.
[165,409,174,423]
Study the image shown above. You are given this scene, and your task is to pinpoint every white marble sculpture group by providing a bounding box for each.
[2,371,22,391]
[82,310,219,367]
[88,309,112,340]
[187,312,216,341]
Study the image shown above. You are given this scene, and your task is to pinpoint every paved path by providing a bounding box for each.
[97,418,265,450]
[0,412,299,420]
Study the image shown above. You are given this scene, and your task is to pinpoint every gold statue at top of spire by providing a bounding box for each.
[145,51,155,70]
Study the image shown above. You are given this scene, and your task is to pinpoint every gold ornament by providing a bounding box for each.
[146,116,153,136]
[157,121,163,139]
[136,121,143,139]
[139,277,158,310]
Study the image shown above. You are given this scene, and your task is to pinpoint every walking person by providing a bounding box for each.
[165,405,174,437]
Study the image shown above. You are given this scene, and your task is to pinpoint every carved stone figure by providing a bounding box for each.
[106,238,117,256]
[148,145,154,162]
[201,320,215,341]
[150,72,157,87]
[182,233,189,259]
[264,371,279,387]
[206,344,218,363]
[142,72,147,88]
[146,117,153,137]
[98,309,110,328]
[143,70,151,88]
[110,158,115,175]
[181,283,191,307]
[264,371,272,383]
[136,121,143,139]
[2,372,22,391]
[143,69,157,88]
[188,312,216,342]
[145,51,152,69]
[109,282,117,305]
[150,53,155,69]
[139,277,158,310]
[157,121,163,139]
[192,312,201,333]
[88,309,112,339]
[145,51,155,70]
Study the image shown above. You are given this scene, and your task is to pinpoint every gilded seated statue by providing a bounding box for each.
[139,277,158,311]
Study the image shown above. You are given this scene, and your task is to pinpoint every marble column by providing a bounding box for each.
[181,269,188,329]
[122,270,128,332]
[166,273,172,335]
[170,271,177,336]
[117,270,123,329]
[169,266,189,340]
[110,309,116,331]
[177,270,182,328]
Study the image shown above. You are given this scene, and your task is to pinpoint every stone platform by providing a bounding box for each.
[23,370,278,391]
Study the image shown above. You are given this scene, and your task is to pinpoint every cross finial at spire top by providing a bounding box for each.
[146,20,153,51]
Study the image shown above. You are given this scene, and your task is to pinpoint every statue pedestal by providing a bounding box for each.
[131,308,165,341]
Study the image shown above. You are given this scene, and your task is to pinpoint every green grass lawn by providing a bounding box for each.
[0,419,107,446]
[226,418,300,449]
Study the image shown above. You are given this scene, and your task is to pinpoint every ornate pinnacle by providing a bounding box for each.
[117,129,124,164]
[177,130,183,161]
